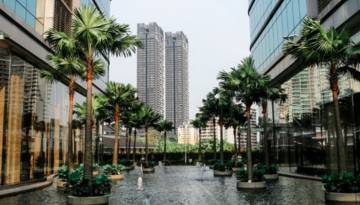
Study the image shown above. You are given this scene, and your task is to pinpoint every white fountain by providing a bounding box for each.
[137,164,143,191]
[158,161,162,167]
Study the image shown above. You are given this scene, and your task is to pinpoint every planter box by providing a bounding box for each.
[237,181,266,189]
[57,180,67,188]
[325,192,360,203]
[232,167,242,172]
[109,174,124,180]
[123,166,135,170]
[209,165,214,169]
[68,195,109,205]
[93,171,99,176]
[214,170,233,176]
[143,167,155,173]
[263,173,279,180]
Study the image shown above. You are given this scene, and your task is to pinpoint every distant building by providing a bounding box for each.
[165,31,189,135]
[177,121,198,145]
[137,22,164,117]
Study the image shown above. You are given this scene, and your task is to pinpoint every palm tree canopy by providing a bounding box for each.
[157,120,174,133]
[191,117,207,130]
[224,104,247,129]
[72,5,142,58]
[218,56,265,107]
[138,106,162,128]
[103,82,137,112]
[283,16,360,80]
[73,94,108,124]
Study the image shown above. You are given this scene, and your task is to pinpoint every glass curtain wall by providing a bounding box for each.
[0,46,86,186]
[264,31,360,175]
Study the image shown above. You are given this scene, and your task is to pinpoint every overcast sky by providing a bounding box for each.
[109,0,251,119]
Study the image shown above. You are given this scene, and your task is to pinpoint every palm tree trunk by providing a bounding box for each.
[95,120,100,164]
[67,85,75,170]
[132,129,137,163]
[272,100,276,164]
[246,106,253,181]
[198,129,202,162]
[213,116,217,159]
[84,69,94,194]
[262,99,269,167]
[127,128,132,160]
[233,124,238,167]
[113,108,120,166]
[125,127,128,160]
[163,131,167,161]
[145,126,149,164]
[331,82,347,173]
[219,118,224,163]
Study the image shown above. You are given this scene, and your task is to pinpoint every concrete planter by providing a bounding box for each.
[123,165,135,170]
[209,165,214,169]
[197,162,204,166]
[263,173,279,180]
[57,180,67,188]
[93,171,99,176]
[325,192,360,203]
[237,181,266,189]
[109,174,124,180]
[232,167,242,172]
[214,170,233,176]
[68,195,109,205]
[143,167,155,173]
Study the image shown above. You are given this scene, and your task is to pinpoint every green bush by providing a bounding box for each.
[214,163,231,171]
[65,171,111,196]
[93,163,99,171]
[103,164,124,175]
[227,160,244,168]
[322,172,360,193]
[118,159,133,166]
[207,159,220,165]
[161,160,171,166]
[56,167,70,182]
[141,161,156,168]
[236,166,266,182]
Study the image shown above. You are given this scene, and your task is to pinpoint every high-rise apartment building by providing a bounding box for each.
[137,23,164,116]
[165,31,189,135]
[249,0,360,174]
[0,0,110,186]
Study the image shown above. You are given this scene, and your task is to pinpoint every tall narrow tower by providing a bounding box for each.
[165,31,189,135]
[137,23,164,116]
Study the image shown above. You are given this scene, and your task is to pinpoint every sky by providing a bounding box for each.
[109,0,251,119]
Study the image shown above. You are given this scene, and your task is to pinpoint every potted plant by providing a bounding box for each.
[103,164,124,180]
[236,165,266,189]
[228,160,244,172]
[56,167,70,188]
[207,159,220,169]
[322,172,360,203]
[93,163,99,176]
[119,159,135,170]
[262,164,279,180]
[213,162,232,176]
[65,171,111,205]
[142,161,156,173]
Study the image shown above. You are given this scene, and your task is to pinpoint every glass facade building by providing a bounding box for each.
[249,0,360,175]
[0,0,110,186]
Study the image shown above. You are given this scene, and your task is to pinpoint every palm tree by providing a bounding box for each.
[224,104,246,167]
[41,35,83,170]
[258,75,287,166]
[138,106,162,164]
[200,92,219,160]
[218,56,265,182]
[132,113,143,163]
[157,120,174,161]
[283,16,360,173]
[191,117,207,162]
[101,82,137,165]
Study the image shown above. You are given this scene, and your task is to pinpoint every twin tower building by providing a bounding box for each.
[137,22,189,135]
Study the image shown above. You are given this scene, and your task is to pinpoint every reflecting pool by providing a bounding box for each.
[0,165,326,205]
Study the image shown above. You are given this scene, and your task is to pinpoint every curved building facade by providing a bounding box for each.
[249,0,360,175]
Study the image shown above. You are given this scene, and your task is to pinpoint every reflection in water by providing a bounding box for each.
[0,166,327,205]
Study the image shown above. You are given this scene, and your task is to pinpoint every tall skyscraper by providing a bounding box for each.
[165,31,189,135]
[137,23,164,116]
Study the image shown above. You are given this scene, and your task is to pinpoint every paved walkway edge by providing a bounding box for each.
[278,171,322,181]
[0,175,54,198]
